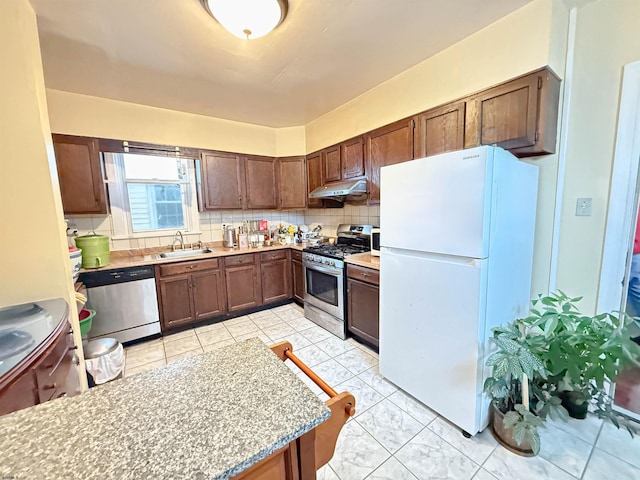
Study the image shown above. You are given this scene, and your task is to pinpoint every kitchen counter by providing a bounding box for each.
[344,252,380,270]
[0,338,330,480]
[82,242,309,272]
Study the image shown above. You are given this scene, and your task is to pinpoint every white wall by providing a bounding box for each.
[0,0,86,388]
[46,89,306,157]
[556,0,640,312]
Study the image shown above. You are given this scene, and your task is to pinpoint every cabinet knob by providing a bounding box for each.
[69,345,79,351]
[44,382,58,390]
[190,265,196,269]
[362,272,369,277]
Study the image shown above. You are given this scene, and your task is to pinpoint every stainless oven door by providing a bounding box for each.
[303,260,344,320]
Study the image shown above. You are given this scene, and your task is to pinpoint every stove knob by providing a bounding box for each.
[328,260,335,266]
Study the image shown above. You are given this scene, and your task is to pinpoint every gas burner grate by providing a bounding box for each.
[303,244,369,260]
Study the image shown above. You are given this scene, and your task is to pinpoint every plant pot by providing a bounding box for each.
[490,402,536,457]
[560,391,589,419]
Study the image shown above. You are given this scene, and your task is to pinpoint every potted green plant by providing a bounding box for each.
[518,292,640,420]
[484,319,565,456]
[485,291,640,456]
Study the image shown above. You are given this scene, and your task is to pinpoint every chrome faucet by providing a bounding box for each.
[172,231,185,250]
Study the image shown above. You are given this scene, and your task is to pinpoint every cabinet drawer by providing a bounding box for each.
[158,258,220,277]
[36,329,75,403]
[224,254,256,267]
[291,250,302,262]
[346,264,379,285]
[260,250,287,262]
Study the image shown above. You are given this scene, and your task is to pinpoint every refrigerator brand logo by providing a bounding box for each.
[463,154,480,160]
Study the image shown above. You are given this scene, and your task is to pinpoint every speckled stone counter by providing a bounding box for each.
[81,243,309,272]
[344,252,380,270]
[0,338,330,480]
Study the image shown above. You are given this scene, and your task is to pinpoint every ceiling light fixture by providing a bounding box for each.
[201,0,288,40]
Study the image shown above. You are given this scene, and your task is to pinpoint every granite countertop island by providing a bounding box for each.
[0,338,330,480]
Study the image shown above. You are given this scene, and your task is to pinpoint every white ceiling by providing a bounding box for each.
[30,0,532,128]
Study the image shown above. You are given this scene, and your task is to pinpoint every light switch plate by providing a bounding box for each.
[576,197,592,216]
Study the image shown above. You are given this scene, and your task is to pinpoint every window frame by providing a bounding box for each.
[104,152,201,239]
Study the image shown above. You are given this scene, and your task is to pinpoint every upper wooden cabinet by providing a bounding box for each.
[244,155,277,209]
[415,102,465,158]
[201,152,245,210]
[306,151,324,208]
[465,67,561,156]
[278,156,307,209]
[341,136,366,180]
[323,145,342,183]
[52,134,107,215]
[365,118,415,203]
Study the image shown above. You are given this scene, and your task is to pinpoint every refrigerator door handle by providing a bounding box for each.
[382,247,484,265]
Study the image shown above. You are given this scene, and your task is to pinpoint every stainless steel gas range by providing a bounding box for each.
[303,224,374,339]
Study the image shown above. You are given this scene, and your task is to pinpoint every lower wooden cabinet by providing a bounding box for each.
[260,251,291,304]
[346,264,380,348]
[225,254,262,312]
[156,258,226,330]
[193,270,226,320]
[291,251,304,303]
[232,444,297,480]
[0,318,80,416]
[156,249,305,331]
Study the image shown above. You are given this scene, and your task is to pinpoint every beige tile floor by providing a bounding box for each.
[123,303,640,480]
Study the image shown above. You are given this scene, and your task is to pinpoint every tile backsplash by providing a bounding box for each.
[65,205,379,251]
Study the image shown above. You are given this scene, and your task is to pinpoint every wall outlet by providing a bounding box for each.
[576,197,592,216]
[222,223,227,230]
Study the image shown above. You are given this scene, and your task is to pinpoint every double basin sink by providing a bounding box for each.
[157,248,214,259]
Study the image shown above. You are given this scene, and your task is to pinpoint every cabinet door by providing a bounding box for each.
[292,259,304,303]
[365,118,415,203]
[306,151,324,208]
[192,270,226,320]
[469,74,540,151]
[261,259,291,304]
[201,152,245,210]
[341,136,366,179]
[415,102,465,158]
[225,264,262,312]
[52,134,107,214]
[323,145,342,183]
[278,156,307,209]
[158,275,195,329]
[347,278,380,348]
[245,155,277,209]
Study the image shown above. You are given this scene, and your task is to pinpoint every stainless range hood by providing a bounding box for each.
[308,179,367,201]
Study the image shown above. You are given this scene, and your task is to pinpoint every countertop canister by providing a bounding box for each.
[74,233,110,269]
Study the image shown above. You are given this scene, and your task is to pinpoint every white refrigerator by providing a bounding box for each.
[378,145,538,436]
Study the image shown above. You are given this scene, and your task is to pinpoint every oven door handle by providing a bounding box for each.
[303,262,342,276]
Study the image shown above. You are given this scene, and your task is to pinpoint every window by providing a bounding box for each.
[105,153,200,238]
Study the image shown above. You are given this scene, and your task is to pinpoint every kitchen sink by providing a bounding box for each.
[157,248,214,259]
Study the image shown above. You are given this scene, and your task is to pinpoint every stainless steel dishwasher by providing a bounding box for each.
[80,265,161,344]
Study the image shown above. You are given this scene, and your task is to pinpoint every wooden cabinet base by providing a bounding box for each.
[231,440,302,480]
[0,318,79,416]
